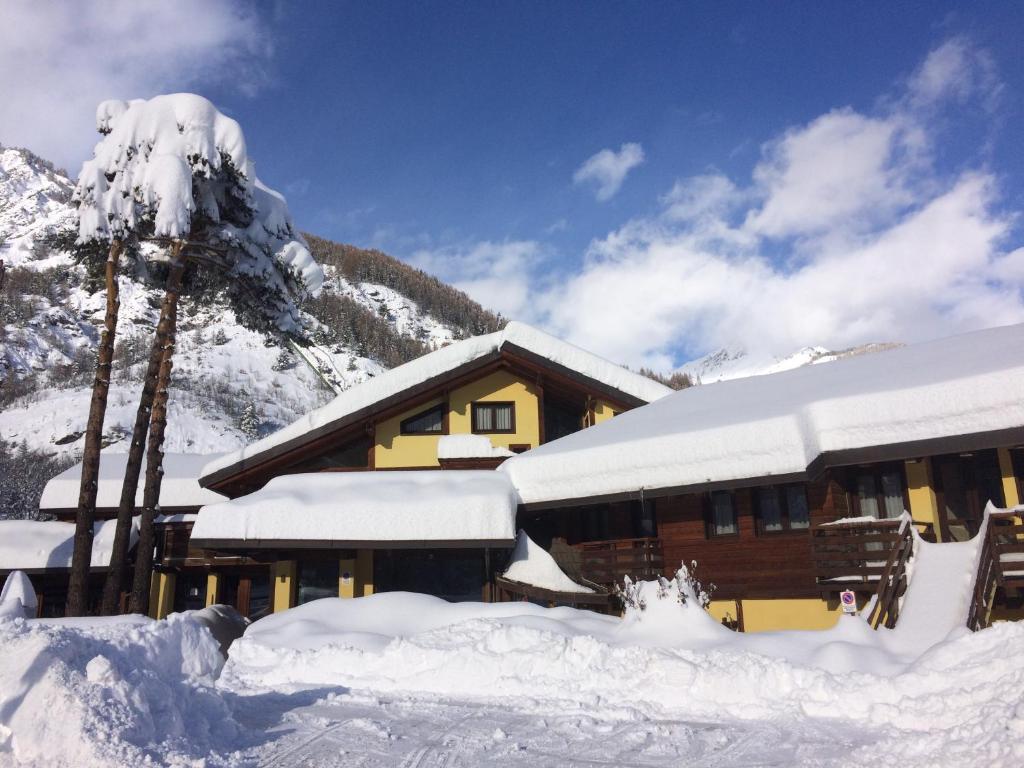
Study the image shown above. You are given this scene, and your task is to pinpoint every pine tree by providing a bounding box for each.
[238,401,260,439]
[271,348,294,371]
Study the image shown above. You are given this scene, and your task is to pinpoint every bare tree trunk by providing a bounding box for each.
[128,244,186,615]
[100,243,185,615]
[66,239,123,616]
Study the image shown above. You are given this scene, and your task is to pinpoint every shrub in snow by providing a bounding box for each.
[615,561,714,613]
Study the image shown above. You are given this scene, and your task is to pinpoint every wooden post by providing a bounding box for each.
[355,550,374,597]
[205,573,220,607]
[998,448,1021,508]
[905,458,941,541]
[68,239,123,616]
[339,557,356,598]
[149,571,176,619]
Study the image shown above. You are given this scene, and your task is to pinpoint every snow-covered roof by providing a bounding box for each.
[190,470,517,546]
[40,453,226,513]
[437,435,514,460]
[201,322,672,483]
[501,531,594,593]
[0,519,137,571]
[501,323,1024,506]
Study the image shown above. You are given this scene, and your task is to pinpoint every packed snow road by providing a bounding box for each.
[231,689,864,767]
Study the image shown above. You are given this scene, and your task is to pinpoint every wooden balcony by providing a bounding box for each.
[572,537,665,587]
[811,518,906,594]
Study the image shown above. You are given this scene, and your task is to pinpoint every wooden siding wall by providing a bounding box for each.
[655,473,848,600]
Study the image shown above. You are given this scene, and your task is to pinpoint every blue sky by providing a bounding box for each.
[3,1,1024,369]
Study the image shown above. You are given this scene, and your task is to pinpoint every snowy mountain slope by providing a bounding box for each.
[678,342,901,383]
[0,146,76,266]
[0,147,497,477]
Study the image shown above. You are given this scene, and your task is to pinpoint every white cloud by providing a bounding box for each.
[409,240,548,321]
[743,109,921,239]
[0,1,269,173]
[497,39,1023,370]
[906,37,1000,110]
[544,172,1018,370]
[573,142,645,201]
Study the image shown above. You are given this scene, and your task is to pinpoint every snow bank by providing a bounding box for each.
[501,531,594,593]
[503,322,1024,504]
[202,321,672,481]
[39,452,225,512]
[0,613,239,767]
[0,518,137,570]
[191,470,517,545]
[437,434,514,460]
[222,579,1024,766]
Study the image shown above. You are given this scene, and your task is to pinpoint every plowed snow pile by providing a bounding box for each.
[0,613,241,767]
[222,575,1024,767]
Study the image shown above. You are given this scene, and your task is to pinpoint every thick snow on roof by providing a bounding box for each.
[40,453,226,512]
[502,323,1024,505]
[501,531,594,593]
[191,470,517,545]
[202,321,671,480]
[437,435,514,460]
[0,519,137,570]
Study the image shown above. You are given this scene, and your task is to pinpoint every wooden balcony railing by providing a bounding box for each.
[968,511,1024,630]
[572,537,664,586]
[811,518,906,592]
[866,517,914,629]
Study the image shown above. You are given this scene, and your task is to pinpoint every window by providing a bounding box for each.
[297,559,340,605]
[400,404,445,435]
[934,450,1005,542]
[850,465,906,519]
[472,402,515,434]
[707,491,738,537]
[755,484,810,534]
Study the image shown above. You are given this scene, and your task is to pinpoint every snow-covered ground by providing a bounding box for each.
[2,559,1023,767]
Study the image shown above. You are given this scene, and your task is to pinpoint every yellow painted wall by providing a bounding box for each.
[740,598,842,632]
[707,599,741,627]
[205,572,220,607]
[374,371,541,467]
[592,400,618,426]
[149,572,176,620]
[449,370,541,451]
[998,447,1021,508]
[374,396,446,468]
[272,560,296,613]
[905,458,942,540]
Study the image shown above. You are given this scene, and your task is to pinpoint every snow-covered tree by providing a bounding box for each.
[271,348,294,371]
[67,94,323,615]
[238,401,260,439]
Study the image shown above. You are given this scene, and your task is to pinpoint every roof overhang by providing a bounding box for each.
[517,426,1024,512]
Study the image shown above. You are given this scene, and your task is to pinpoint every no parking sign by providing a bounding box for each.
[840,589,857,615]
